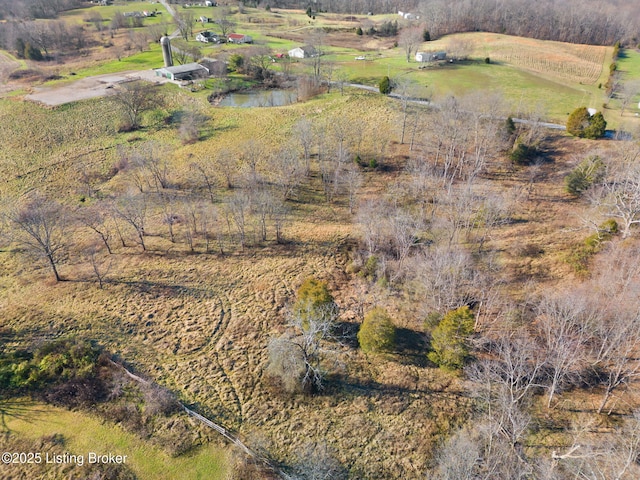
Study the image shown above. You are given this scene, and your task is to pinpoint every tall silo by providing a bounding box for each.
[160,36,173,67]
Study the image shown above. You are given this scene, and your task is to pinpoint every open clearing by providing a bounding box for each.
[0,400,228,479]
[25,69,170,106]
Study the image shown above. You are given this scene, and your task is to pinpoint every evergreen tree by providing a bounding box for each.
[358,308,396,354]
[428,306,475,371]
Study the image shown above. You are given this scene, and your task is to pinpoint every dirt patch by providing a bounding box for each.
[25,70,172,106]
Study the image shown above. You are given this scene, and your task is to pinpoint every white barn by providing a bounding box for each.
[288,45,319,59]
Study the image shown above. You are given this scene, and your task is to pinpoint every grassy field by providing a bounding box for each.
[60,1,170,26]
[3,4,625,124]
[1,400,227,479]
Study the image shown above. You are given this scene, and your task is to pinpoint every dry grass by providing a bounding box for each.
[424,32,611,86]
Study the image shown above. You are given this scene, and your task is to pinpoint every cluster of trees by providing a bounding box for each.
[0,0,83,20]
[265,0,636,45]
[0,19,90,60]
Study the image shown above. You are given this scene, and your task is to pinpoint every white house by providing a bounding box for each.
[196,31,220,43]
[288,45,319,59]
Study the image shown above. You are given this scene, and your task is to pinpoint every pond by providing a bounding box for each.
[217,89,297,107]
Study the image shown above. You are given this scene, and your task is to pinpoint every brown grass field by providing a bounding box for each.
[1,5,640,478]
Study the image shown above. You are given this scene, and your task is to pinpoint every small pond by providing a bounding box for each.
[217,89,297,107]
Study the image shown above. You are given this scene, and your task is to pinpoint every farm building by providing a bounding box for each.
[227,33,252,44]
[154,63,209,81]
[416,51,446,62]
[288,45,319,58]
[196,31,221,43]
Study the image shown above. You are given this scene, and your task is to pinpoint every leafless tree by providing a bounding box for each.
[267,302,338,393]
[114,192,148,251]
[617,79,640,117]
[591,148,640,238]
[213,6,236,37]
[76,203,114,254]
[171,38,202,65]
[398,26,423,62]
[130,141,172,192]
[214,148,238,190]
[293,117,314,175]
[85,243,112,289]
[110,81,162,131]
[227,190,250,251]
[292,442,348,480]
[534,293,590,408]
[174,11,195,40]
[343,163,363,214]
[270,143,305,200]
[6,193,68,282]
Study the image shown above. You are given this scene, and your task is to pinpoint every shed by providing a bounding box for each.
[415,51,446,62]
[288,45,319,59]
[154,63,209,81]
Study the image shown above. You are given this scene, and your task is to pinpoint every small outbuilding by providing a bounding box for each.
[415,51,446,62]
[154,63,209,81]
[288,45,319,59]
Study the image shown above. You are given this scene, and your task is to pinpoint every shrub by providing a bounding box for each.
[358,308,396,354]
[565,219,619,275]
[24,42,43,61]
[358,255,378,281]
[566,107,607,139]
[428,306,475,371]
[484,57,490,64]
[293,277,336,325]
[505,116,516,136]
[509,143,539,165]
[378,76,391,94]
[564,155,605,196]
[423,30,430,41]
[356,26,363,36]
[228,53,244,73]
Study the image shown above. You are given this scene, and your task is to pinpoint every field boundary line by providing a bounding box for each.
[108,358,292,479]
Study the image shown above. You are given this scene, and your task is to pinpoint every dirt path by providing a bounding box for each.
[25,70,171,106]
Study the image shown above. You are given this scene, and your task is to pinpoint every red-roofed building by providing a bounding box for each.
[227,33,253,44]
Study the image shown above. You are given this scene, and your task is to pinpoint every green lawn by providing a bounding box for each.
[45,44,164,83]
[60,1,170,26]
[617,48,640,79]
[3,401,227,480]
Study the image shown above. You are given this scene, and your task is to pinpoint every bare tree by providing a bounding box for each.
[343,163,363,214]
[592,149,640,238]
[534,293,590,408]
[114,193,148,251]
[270,143,305,201]
[618,79,640,117]
[174,11,195,41]
[6,193,68,282]
[85,243,112,289]
[267,302,338,393]
[399,26,423,62]
[213,6,236,38]
[292,442,348,480]
[227,190,250,251]
[110,81,162,131]
[171,38,202,65]
[76,203,114,254]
